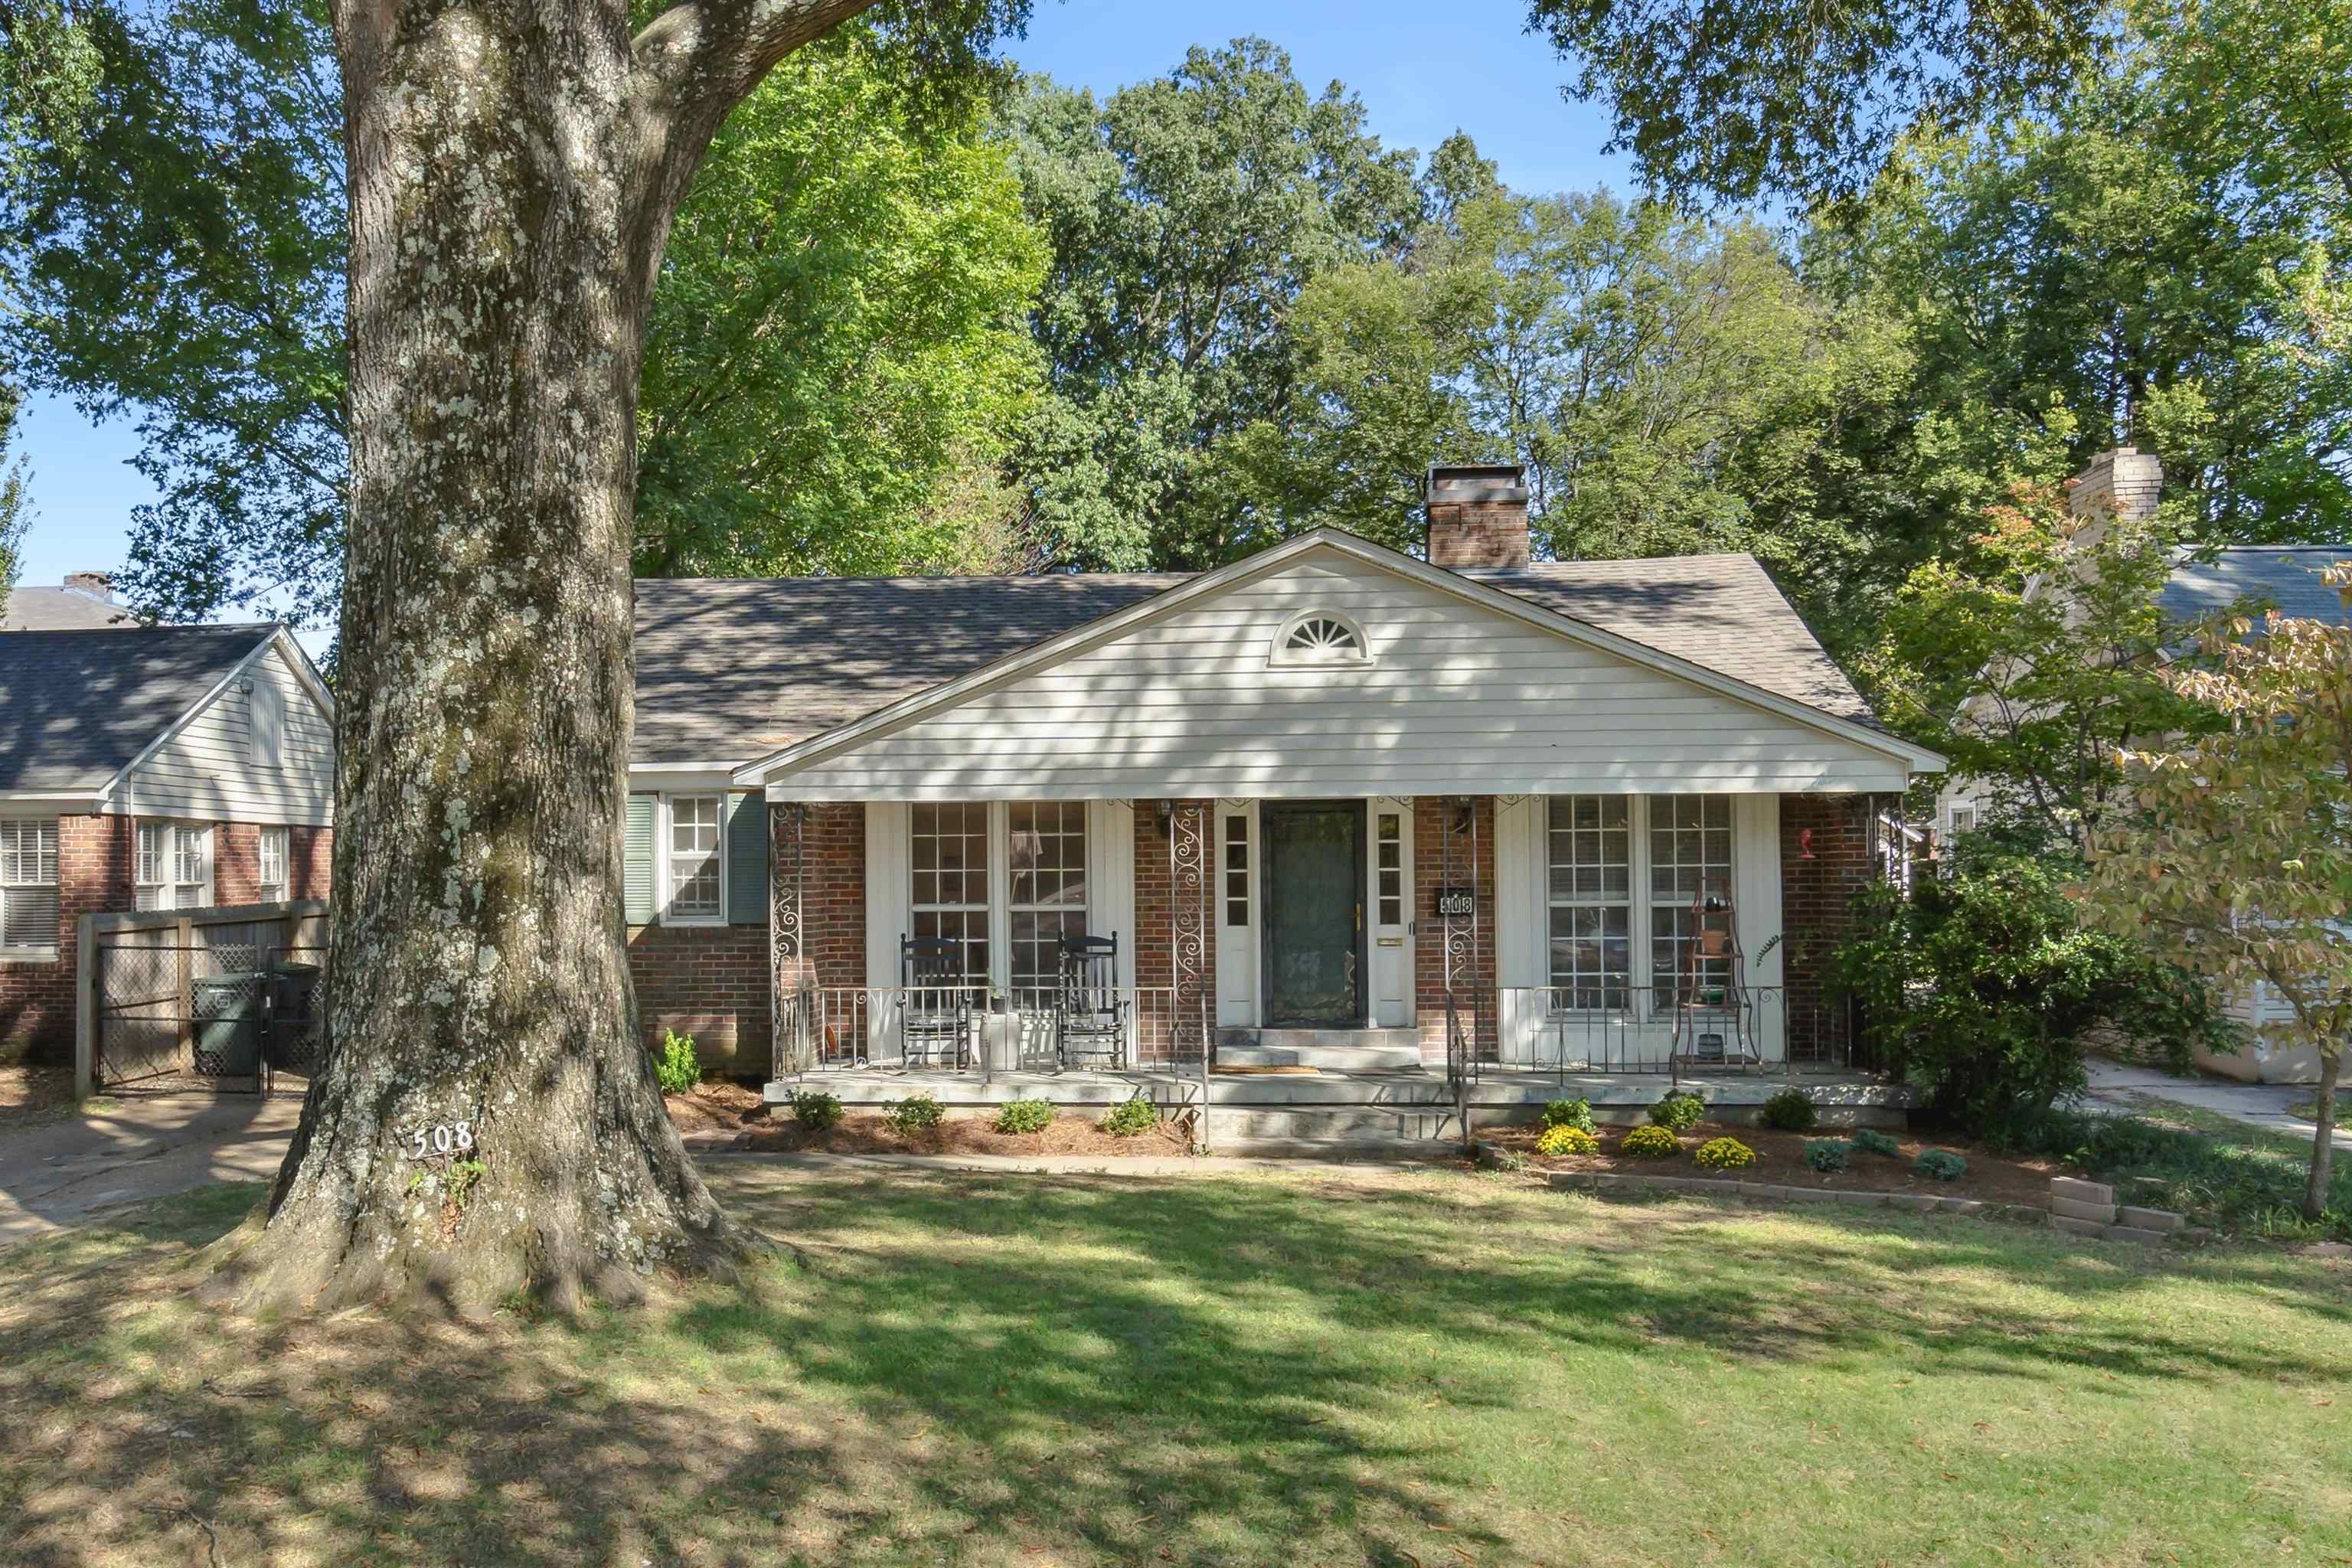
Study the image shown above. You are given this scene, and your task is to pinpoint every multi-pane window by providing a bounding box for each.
[1223,815,1250,927]
[1376,812,1403,926]
[0,820,59,951]
[1649,794,1733,997]
[666,795,724,920]
[136,822,211,911]
[1008,802,1087,1008]
[911,803,990,988]
[258,827,289,903]
[1546,796,1631,1008]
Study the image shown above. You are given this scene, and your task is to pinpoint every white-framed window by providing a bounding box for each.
[1269,609,1371,666]
[662,794,724,923]
[1946,805,1978,836]
[911,802,1091,1004]
[258,826,289,903]
[912,802,991,988]
[0,818,60,953]
[1375,809,1404,928]
[136,822,214,911]
[1223,812,1250,927]
[1544,795,1735,1009]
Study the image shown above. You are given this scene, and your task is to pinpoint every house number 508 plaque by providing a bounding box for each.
[401,1122,476,1159]
[1433,887,1475,918]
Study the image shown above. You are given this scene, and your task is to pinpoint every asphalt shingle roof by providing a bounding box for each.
[0,626,276,792]
[2159,546,2352,628]
[2,586,132,631]
[632,550,1876,765]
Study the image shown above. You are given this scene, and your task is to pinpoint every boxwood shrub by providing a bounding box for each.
[1649,1090,1707,1132]
[1759,1087,1818,1132]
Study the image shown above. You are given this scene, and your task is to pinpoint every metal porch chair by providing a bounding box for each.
[897,935,973,1069]
[1055,933,1129,1070]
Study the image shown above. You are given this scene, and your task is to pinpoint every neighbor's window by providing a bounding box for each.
[1546,795,1630,1008]
[1008,801,1087,1009]
[665,795,724,921]
[912,802,990,988]
[258,827,289,903]
[0,819,59,952]
[136,822,213,911]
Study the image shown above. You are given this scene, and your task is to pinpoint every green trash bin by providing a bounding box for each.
[191,972,264,1076]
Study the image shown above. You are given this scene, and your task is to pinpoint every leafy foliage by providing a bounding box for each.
[1804,1139,1853,1173]
[992,1098,1057,1135]
[2079,564,2352,1219]
[1851,1129,1903,1160]
[1540,1098,1596,1132]
[1693,1136,1756,1171]
[0,384,29,593]
[1914,1149,1969,1182]
[884,1093,946,1135]
[1648,1091,1706,1132]
[1834,826,2236,1138]
[790,1089,846,1132]
[1998,1108,2350,1242]
[1099,1096,1158,1138]
[1534,1123,1600,1157]
[1619,1125,1681,1159]
[1759,1089,1818,1132]
[654,1031,701,1095]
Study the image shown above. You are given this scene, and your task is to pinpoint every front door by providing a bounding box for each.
[1260,801,1366,1027]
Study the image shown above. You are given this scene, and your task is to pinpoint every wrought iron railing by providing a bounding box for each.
[774,985,1187,1076]
[1475,985,1857,1083]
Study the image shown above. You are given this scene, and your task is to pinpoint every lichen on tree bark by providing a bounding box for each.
[204,0,893,1315]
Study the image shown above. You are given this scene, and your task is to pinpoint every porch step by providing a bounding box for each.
[1217,1028,1424,1072]
[1204,1104,1461,1141]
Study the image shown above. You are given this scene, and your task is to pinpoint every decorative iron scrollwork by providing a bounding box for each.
[1169,800,1207,1056]
[769,802,808,1070]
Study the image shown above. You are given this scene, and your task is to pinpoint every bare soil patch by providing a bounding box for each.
[660,1080,769,1138]
[0,1066,77,1135]
[1485,1119,2063,1207]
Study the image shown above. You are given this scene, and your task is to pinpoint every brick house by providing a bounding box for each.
[626,465,1943,1084]
[0,625,336,1060]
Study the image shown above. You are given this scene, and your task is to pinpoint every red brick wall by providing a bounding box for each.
[627,923,773,1076]
[1413,795,1497,1052]
[289,825,332,900]
[214,824,262,907]
[1134,800,1216,1057]
[0,814,133,1062]
[1426,501,1531,570]
[1779,793,1873,1060]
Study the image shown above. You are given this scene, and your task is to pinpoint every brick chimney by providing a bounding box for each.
[1424,462,1530,570]
[2064,447,2162,547]
[61,571,113,601]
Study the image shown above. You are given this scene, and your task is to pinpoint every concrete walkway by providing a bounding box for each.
[2085,1059,2348,1148]
[0,1093,302,1247]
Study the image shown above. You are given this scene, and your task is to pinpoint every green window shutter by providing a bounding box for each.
[727,792,769,925]
[624,795,657,925]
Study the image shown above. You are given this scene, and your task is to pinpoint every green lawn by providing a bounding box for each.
[3,1165,2348,1566]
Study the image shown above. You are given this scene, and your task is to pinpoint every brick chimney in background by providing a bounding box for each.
[61,571,113,601]
[2064,446,2163,547]
[1424,462,1530,570]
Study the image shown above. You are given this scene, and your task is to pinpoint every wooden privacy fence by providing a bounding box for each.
[75,900,330,1097]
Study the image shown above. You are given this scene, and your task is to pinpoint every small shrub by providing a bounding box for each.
[1534,1123,1600,1157]
[654,1029,701,1094]
[1649,1090,1707,1132]
[1694,1136,1756,1170]
[790,1089,844,1132]
[1759,1087,1818,1132]
[1915,1148,1969,1181]
[884,1093,945,1135]
[994,1098,1058,1135]
[1540,1097,1596,1132]
[1851,1128,1903,1159]
[1804,1138,1852,1173]
[1620,1125,1681,1159]
[1485,1145,1529,1172]
[1099,1096,1158,1138]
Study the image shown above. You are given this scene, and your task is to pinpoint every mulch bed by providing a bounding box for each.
[1484,1120,2063,1208]
[665,1082,1194,1156]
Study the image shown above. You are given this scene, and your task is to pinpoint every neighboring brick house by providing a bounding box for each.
[0,626,336,1060]
[626,465,1940,1079]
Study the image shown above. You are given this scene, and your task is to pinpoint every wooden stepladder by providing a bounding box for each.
[1670,875,1759,1071]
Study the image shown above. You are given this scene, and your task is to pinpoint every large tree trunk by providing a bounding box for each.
[205,0,879,1315]
[2305,1046,2340,1225]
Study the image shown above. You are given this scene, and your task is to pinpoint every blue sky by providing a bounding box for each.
[11,0,1630,610]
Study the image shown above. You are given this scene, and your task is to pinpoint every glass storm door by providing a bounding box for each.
[1260,802,1366,1027]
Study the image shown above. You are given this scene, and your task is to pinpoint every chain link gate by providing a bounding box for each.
[86,906,329,1095]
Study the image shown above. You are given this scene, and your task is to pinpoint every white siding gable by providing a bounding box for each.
[119,642,335,825]
[766,554,1912,801]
